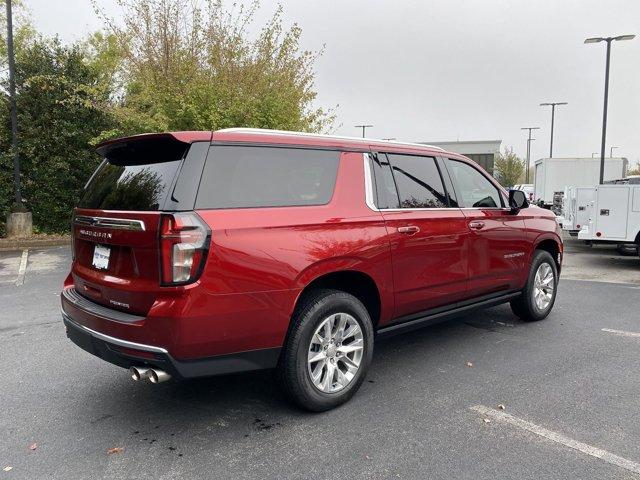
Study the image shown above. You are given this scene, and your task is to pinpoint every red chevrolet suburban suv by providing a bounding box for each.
[61,128,562,411]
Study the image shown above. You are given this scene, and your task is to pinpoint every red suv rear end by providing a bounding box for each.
[62,128,562,410]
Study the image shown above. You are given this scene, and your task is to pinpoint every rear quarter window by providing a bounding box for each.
[78,160,182,211]
[195,146,340,209]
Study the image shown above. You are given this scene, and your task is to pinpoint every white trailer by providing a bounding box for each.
[533,157,628,209]
[560,185,596,235]
[578,184,640,254]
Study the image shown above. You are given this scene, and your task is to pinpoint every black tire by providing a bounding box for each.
[277,289,374,412]
[615,243,639,256]
[510,250,558,322]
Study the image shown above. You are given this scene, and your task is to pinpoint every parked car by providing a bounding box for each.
[512,184,534,201]
[61,129,563,411]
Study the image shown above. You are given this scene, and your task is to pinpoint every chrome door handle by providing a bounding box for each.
[398,225,420,235]
[468,221,485,230]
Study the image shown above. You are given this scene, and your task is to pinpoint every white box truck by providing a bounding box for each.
[577,184,640,256]
[533,157,628,210]
[560,185,596,236]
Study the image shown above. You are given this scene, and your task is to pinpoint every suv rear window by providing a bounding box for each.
[79,160,182,211]
[196,146,340,209]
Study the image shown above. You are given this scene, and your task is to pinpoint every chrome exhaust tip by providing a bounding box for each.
[130,366,151,381]
[148,369,171,384]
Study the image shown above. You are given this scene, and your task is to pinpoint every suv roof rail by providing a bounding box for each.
[215,128,445,151]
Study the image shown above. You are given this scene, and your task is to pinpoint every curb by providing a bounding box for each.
[0,236,71,251]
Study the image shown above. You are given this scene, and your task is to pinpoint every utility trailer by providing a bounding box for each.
[533,157,628,212]
[559,186,596,236]
[578,184,640,257]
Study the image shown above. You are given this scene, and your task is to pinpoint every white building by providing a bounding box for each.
[417,140,502,175]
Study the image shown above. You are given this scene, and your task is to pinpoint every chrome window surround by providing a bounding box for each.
[74,215,146,231]
[363,153,509,213]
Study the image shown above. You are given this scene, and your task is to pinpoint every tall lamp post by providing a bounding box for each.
[521,127,540,184]
[539,102,567,158]
[354,124,373,138]
[584,34,635,184]
[6,0,21,208]
[5,0,32,237]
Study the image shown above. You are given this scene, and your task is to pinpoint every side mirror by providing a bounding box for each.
[509,189,529,212]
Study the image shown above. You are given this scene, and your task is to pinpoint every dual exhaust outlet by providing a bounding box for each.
[130,366,171,384]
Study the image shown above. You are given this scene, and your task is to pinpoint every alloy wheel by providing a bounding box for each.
[307,313,364,393]
[533,262,555,311]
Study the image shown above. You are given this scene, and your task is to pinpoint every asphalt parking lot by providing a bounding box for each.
[1,240,639,479]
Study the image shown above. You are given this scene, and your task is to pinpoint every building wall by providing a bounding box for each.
[419,140,502,175]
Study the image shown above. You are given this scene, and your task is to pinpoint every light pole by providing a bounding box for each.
[6,0,21,207]
[585,34,635,184]
[539,102,567,158]
[521,127,540,184]
[610,146,618,158]
[354,124,373,138]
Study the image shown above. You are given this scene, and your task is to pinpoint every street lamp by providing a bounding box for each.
[521,127,540,184]
[610,146,618,158]
[539,102,567,158]
[584,34,635,183]
[354,124,373,138]
[6,0,21,207]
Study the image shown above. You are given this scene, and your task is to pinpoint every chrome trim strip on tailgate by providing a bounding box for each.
[62,312,168,354]
[74,215,146,231]
[62,287,145,324]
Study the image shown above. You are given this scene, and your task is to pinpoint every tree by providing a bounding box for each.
[0,36,115,233]
[93,0,334,141]
[494,147,525,187]
[628,161,640,176]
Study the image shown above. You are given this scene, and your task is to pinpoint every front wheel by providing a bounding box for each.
[277,289,374,412]
[510,250,559,322]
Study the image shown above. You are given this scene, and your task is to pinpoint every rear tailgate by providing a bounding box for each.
[70,133,210,316]
[72,210,162,315]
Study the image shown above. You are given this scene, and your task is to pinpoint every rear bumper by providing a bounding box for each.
[61,289,281,379]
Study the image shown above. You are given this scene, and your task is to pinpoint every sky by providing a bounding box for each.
[26,0,640,165]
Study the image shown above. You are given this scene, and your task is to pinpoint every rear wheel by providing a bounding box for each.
[615,243,639,256]
[278,289,374,412]
[510,250,558,322]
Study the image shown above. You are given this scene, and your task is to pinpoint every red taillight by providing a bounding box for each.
[160,212,210,285]
[576,224,581,229]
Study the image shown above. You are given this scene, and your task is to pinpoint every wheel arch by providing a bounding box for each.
[292,269,383,329]
[534,236,562,272]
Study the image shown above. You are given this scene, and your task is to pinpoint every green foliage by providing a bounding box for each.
[494,147,526,187]
[629,162,640,176]
[94,0,334,138]
[0,0,333,235]
[0,36,115,233]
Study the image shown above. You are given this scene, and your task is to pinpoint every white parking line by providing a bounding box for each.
[15,249,28,287]
[601,328,640,338]
[471,405,640,475]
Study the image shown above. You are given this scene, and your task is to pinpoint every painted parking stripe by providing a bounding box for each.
[601,328,640,338]
[471,405,640,475]
[15,249,28,287]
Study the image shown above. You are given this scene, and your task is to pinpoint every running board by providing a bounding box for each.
[376,291,521,339]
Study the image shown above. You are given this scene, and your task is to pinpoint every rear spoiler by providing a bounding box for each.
[95,132,213,165]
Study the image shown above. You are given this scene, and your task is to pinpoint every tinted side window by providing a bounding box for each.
[446,159,503,208]
[370,153,400,209]
[196,146,339,209]
[387,154,447,209]
[79,160,182,211]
